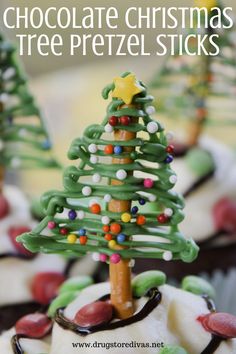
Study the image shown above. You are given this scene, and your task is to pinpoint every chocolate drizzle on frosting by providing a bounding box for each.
[200,335,224,354]
[11,334,27,354]
[202,295,216,313]
[183,170,215,198]
[55,287,161,336]
[0,253,36,260]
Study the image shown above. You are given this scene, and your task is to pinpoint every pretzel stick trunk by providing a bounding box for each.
[108,111,137,319]
[0,102,4,194]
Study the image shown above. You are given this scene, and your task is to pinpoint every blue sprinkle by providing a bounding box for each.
[114,145,123,154]
[139,198,146,205]
[165,155,173,164]
[117,233,126,243]
[42,140,52,150]
[68,210,77,220]
[79,228,86,236]
[131,206,139,214]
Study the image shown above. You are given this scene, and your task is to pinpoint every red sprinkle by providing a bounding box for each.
[157,214,169,224]
[8,226,33,257]
[166,144,175,154]
[120,116,131,126]
[15,313,52,338]
[108,116,118,126]
[60,228,69,235]
[31,272,65,305]
[74,301,113,327]
[197,312,236,339]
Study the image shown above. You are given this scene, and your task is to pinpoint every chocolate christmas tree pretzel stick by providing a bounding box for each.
[108,110,137,319]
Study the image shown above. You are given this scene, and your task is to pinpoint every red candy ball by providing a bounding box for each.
[157,214,169,224]
[110,223,121,234]
[0,195,10,219]
[60,228,68,235]
[104,145,114,155]
[108,116,118,126]
[166,144,175,154]
[74,301,113,327]
[15,313,52,339]
[31,272,65,305]
[197,312,236,339]
[8,226,33,257]
[213,198,236,233]
[103,225,110,233]
[105,233,112,241]
[90,203,101,214]
[120,116,131,126]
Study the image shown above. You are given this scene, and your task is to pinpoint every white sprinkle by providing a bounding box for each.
[116,169,127,180]
[0,140,4,151]
[169,175,177,184]
[18,128,27,138]
[147,121,158,134]
[90,155,98,164]
[104,194,112,203]
[82,186,92,196]
[164,208,173,217]
[77,210,85,220]
[149,194,157,202]
[88,143,97,153]
[128,259,135,268]
[146,106,156,115]
[0,93,9,103]
[92,173,101,183]
[166,131,174,141]
[104,124,114,133]
[101,216,110,225]
[3,67,15,80]
[92,252,100,262]
[11,157,21,168]
[163,251,173,261]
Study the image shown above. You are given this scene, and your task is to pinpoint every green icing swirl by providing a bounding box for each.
[19,72,198,263]
[159,346,189,354]
[0,33,60,169]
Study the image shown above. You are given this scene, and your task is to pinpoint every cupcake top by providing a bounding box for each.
[3,272,236,354]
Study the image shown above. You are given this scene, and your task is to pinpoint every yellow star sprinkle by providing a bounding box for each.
[194,0,217,11]
[112,74,143,105]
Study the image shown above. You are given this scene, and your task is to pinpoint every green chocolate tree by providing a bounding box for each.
[150,0,236,146]
[19,72,198,319]
[0,33,60,192]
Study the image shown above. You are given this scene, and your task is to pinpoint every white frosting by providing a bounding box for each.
[173,137,236,243]
[49,282,236,354]
[0,328,50,354]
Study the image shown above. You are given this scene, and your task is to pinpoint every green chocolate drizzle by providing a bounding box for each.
[18,72,198,263]
[0,33,60,169]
